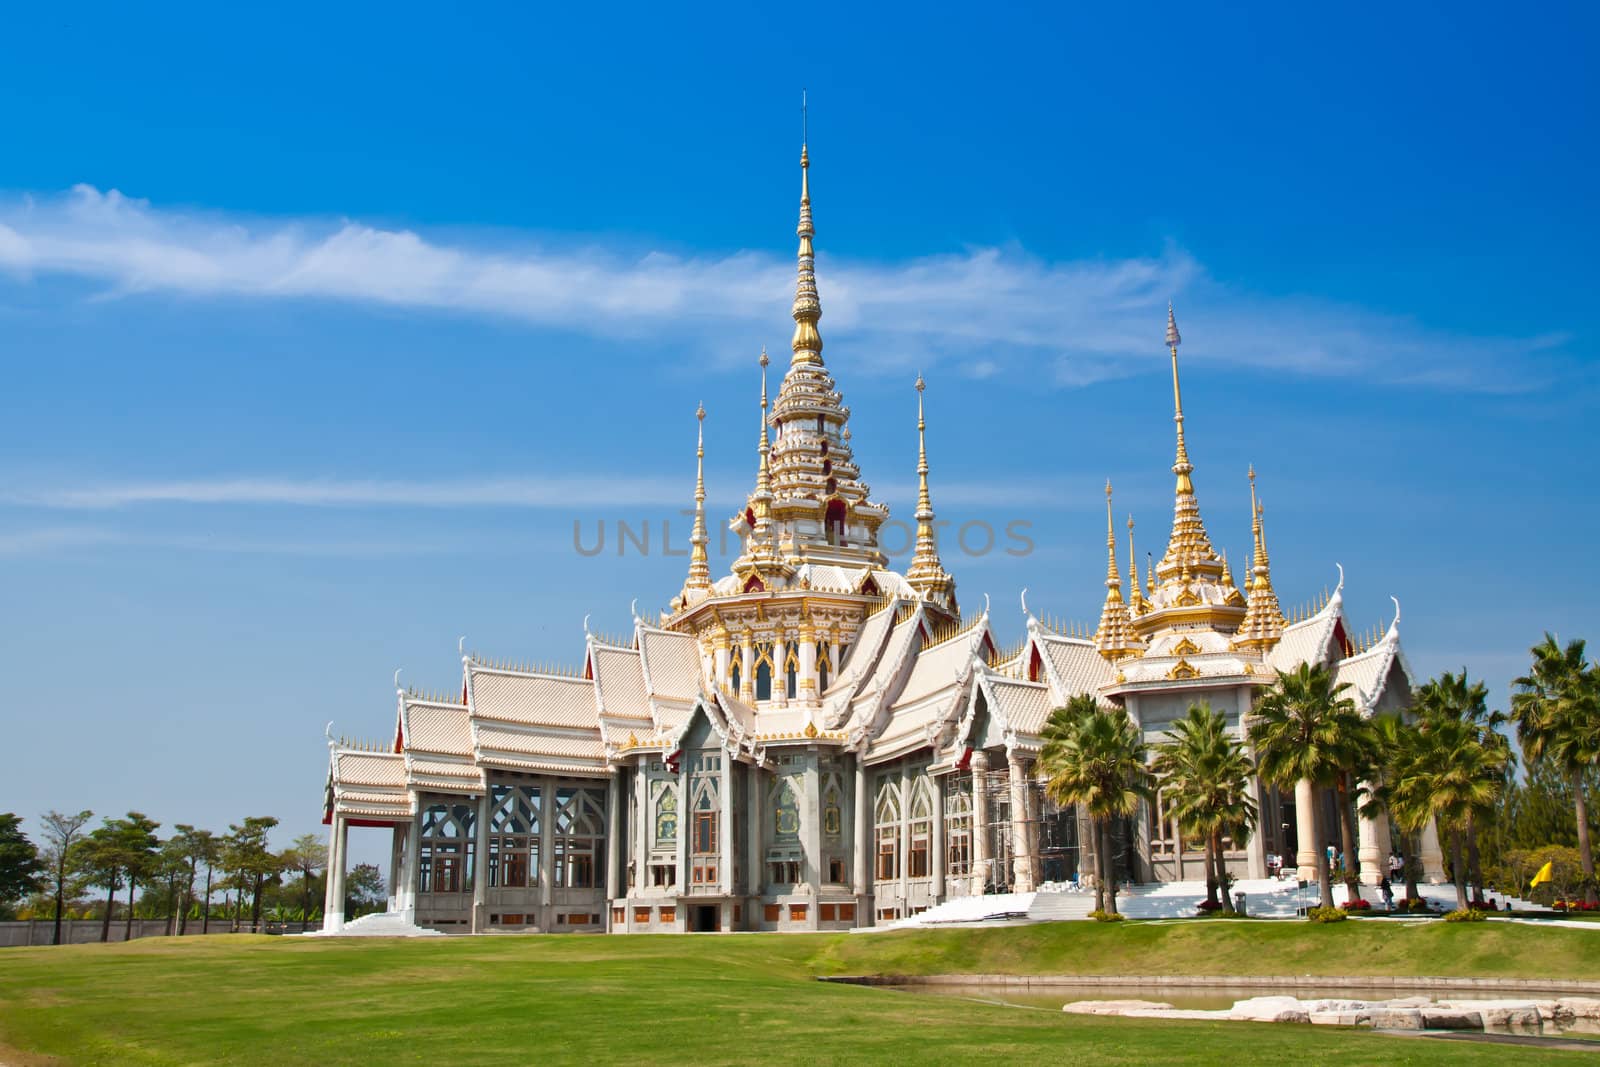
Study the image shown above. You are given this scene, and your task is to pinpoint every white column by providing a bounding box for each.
[402,810,422,922]
[386,824,402,911]
[605,772,622,907]
[1420,817,1447,884]
[748,764,766,902]
[798,637,817,701]
[851,756,869,901]
[740,639,755,703]
[1357,786,1391,887]
[970,752,991,894]
[714,642,730,690]
[539,779,556,918]
[803,755,822,930]
[676,758,691,894]
[632,764,648,897]
[1008,751,1034,892]
[719,755,735,897]
[1294,779,1320,875]
[1024,761,1042,887]
[472,790,491,933]
[322,815,345,932]
[931,774,946,901]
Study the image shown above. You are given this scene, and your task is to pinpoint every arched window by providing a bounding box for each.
[488,785,540,889]
[784,644,800,699]
[945,786,973,877]
[823,782,842,837]
[730,657,743,694]
[908,779,934,879]
[653,782,678,847]
[754,644,774,701]
[875,778,901,881]
[771,777,800,839]
[816,640,833,692]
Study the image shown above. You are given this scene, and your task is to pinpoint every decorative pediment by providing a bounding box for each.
[1175,587,1201,608]
[1171,637,1201,656]
[1167,659,1200,680]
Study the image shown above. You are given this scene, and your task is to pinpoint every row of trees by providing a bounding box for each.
[1037,633,1599,917]
[0,812,386,943]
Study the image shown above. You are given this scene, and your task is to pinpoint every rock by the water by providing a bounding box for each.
[1062,999,1176,1015]
[1228,996,1311,1024]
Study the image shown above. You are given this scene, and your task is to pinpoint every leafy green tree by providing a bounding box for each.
[1365,714,1423,902]
[1413,670,1512,898]
[167,825,217,935]
[81,822,127,942]
[0,814,45,919]
[1383,716,1508,911]
[281,833,328,921]
[1511,634,1600,906]
[1152,702,1257,912]
[225,816,282,927]
[1248,663,1360,910]
[1039,695,1151,917]
[39,810,93,944]
[345,863,386,918]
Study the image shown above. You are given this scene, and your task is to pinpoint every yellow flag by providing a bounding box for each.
[1530,861,1554,887]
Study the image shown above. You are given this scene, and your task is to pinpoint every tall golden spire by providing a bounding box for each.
[1234,465,1286,650]
[1153,303,1223,584]
[685,403,710,591]
[791,100,823,368]
[1093,481,1142,661]
[905,374,955,606]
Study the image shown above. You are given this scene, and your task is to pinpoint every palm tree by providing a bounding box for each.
[1364,713,1422,904]
[1330,714,1378,902]
[1511,634,1600,906]
[1413,670,1512,899]
[1152,702,1258,913]
[1039,694,1151,917]
[1383,716,1508,910]
[1248,663,1360,911]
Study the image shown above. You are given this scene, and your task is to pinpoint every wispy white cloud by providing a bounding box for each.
[4,473,1089,513]
[1,475,688,510]
[0,185,1572,391]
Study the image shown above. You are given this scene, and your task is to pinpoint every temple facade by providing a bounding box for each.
[320,137,1439,935]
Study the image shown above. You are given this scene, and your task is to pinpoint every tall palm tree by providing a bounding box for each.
[1511,634,1600,905]
[1413,670,1512,899]
[1152,702,1258,914]
[1040,694,1151,916]
[1330,714,1378,901]
[1364,713,1421,903]
[1248,663,1360,910]
[1383,716,1508,910]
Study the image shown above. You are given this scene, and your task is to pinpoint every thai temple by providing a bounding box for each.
[320,135,1441,934]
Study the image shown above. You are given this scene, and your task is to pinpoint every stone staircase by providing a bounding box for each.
[1027,890,1098,922]
[306,910,446,938]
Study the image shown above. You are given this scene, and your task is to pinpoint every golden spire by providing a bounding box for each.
[1152,303,1224,587]
[1127,514,1143,611]
[1093,480,1142,661]
[1233,464,1286,650]
[791,97,823,368]
[906,374,955,604]
[685,403,711,591]
[756,347,772,503]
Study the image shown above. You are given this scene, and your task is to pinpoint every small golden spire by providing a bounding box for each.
[685,403,711,591]
[756,347,771,498]
[1149,303,1224,596]
[1234,465,1285,650]
[906,374,955,604]
[1093,480,1142,661]
[1127,514,1143,610]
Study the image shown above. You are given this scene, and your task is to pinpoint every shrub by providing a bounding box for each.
[1306,906,1348,923]
[1195,900,1222,913]
[1345,898,1372,911]
[1403,897,1432,914]
[1088,910,1125,922]
[1445,908,1488,923]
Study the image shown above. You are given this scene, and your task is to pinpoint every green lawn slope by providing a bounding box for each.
[0,923,1590,1066]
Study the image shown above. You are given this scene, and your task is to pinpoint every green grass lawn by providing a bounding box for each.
[1,923,1593,1065]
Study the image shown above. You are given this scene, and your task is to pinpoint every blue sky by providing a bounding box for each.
[2,2,1595,867]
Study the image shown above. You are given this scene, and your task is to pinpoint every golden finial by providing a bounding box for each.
[1093,480,1141,661]
[756,348,771,496]
[791,94,823,367]
[1102,481,1122,596]
[1167,303,1190,481]
[686,403,711,591]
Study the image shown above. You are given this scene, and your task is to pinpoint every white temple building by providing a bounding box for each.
[320,136,1440,934]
